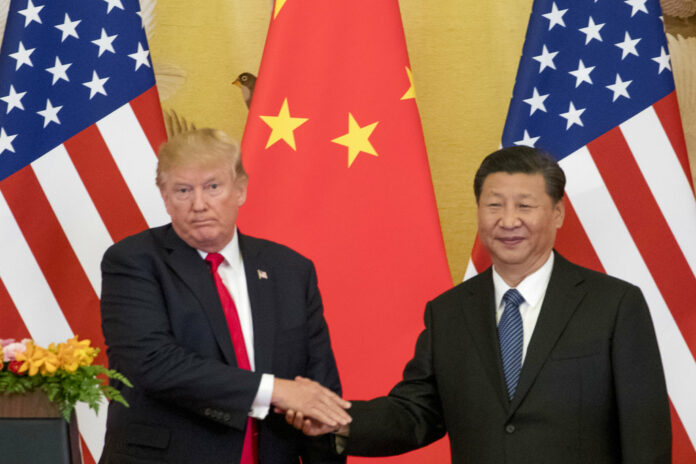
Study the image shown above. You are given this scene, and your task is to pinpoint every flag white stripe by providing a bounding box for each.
[0,192,73,346]
[32,144,113,296]
[562,147,696,447]
[97,103,168,228]
[75,402,107,461]
[620,107,696,278]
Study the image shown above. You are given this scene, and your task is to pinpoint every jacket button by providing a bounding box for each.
[505,424,516,434]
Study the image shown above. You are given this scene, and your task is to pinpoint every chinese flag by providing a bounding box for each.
[238,0,452,462]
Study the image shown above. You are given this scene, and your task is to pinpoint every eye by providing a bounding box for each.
[209,183,218,190]
[177,187,190,194]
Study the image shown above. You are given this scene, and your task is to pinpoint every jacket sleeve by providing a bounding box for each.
[612,284,671,463]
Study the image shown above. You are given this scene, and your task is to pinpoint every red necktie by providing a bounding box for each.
[206,253,258,464]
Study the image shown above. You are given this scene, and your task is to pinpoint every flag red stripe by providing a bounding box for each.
[554,197,605,273]
[671,401,696,464]
[64,126,149,243]
[80,438,96,464]
[0,168,107,366]
[0,278,31,339]
[652,92,694,190]
[588,128,696,357]
[130,86,168,155]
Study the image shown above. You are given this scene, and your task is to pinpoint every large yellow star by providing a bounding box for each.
[401,66,416,100]
[274,0,288,19]
[259,98,308,150]
[331,113,379,167]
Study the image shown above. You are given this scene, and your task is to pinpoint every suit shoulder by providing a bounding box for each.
[240,234,312,266]
[558,254,639,293]
[428,270,488,307]
[103,224,170,261]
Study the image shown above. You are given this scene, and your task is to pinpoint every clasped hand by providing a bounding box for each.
[272,376,351,435]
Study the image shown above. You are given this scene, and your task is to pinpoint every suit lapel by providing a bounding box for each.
[162,226,237,366]
[508,253,586,415]
[239,233,276,374]
[459,270,510,408]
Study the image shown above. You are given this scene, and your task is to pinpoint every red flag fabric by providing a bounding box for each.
[238,1,452,462]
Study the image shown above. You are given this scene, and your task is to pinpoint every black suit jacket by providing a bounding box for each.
[99,225,344,464]
[347,252,671,464]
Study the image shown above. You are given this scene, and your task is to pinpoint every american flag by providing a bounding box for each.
[466,0,696,458]
[0,0,167,461]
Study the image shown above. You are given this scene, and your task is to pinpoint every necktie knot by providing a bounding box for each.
[503,288,524,309]
[205,252,224,273]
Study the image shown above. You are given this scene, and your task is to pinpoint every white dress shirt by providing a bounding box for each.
[198,229,273,419]
[492,252,554,362]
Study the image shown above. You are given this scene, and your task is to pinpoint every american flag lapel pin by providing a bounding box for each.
[257,269,268,280]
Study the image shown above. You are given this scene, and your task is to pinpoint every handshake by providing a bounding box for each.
[271,376,352,437]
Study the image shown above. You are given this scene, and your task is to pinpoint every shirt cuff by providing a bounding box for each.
[249,373,274,419]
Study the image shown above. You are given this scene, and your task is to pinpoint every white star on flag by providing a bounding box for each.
[9,42,35,70]
[559,101,585,129]
[652,46,671,74]
[92,28,117,57]
[606,74,632,101]
[542,2,567,30]
[533,45,558,72]
[54,13,81,42]
[579,16,604,45]
[103,0,125,14]
[18,0,44,27]
[0,128,17,154]
[128,43,151,70]
[615,32,641,60]
[625,0,649,17]
[83,71,109,99]
[523,87,549,115]
[568,59,595,87]
[36,99,62,127]
[46,57,72,85]
[513,130,540,147]
[1,85,27,113]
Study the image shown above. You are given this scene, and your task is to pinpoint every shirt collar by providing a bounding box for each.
[196,228,243,270]
[492,252,555,310]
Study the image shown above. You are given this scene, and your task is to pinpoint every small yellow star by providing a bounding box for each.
[274,0,288,19]
[259,98,308,150]
[331,113,379,167]
[401,66,416,101]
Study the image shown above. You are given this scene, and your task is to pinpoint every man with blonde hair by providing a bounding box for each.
[100,128,350,464]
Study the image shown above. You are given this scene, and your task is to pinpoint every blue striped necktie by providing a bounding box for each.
[499,288,525,400]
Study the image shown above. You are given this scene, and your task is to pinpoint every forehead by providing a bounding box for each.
[480,172,548,198]
[166,161,232,182]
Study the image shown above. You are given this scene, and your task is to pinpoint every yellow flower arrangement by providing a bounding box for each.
[1,336,130,421]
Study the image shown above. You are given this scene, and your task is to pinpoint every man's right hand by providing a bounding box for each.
[271,376,351,428]
[284,409,351,437]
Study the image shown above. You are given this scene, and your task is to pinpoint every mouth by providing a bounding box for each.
[496,236,525,247]
[191,219,216,227]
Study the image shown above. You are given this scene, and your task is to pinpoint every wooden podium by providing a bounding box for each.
[0,391,82,463]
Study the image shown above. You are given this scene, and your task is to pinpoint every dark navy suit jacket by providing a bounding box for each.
[99,225,343,464]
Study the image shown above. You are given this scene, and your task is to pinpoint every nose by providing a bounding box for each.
[191,188,206,211]
[499,206,521,229]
